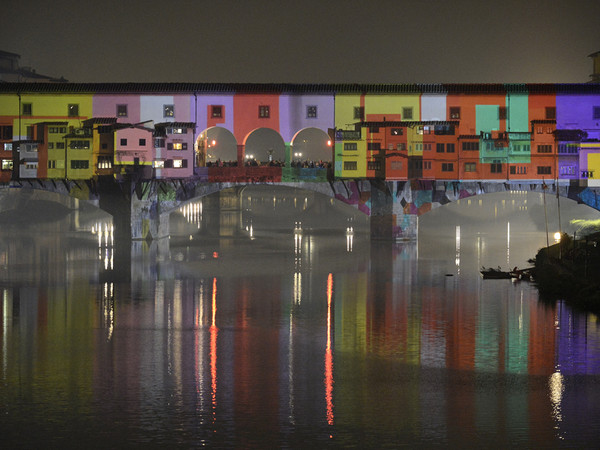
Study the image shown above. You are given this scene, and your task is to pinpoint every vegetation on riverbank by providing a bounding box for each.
[530,231,600,313]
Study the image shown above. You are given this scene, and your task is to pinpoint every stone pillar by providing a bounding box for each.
[369,180,418,241]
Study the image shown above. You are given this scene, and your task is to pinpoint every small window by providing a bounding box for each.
[306,105,317,118]
[449,107,461,119]
[343,161,357,170]
[593,106,600,120]
[22,103,32,116]
[367,161,381,171]
[402,107,413,120]
[537,144,552,153]
[258,105,270,118]
[464,162,476,172]
[462,142,479,151]
[155,138,165,148]
[48,142,54,149]
[68,104,79,117]
[353,107,364,120]
[139,138,146,146]
[545,107,556,120]
[436,143,445,153]
[491,163,502,173]
[56,142,65,149]
[367,142,381,151]
[2,160,13,170]
[174,159,183,168]
[396,143,406,151]
[153,160,165,168]
[391,128,403,136]
[442,163,454,172]
[117,104,128,117]
[390,161,402,170]
[211,105,223,118]
[344,143,358,151]
[446,143,455,153]
[499,107,507,120]
[163,104,175,117]
[120,138,127,146]
[537,166,552,175]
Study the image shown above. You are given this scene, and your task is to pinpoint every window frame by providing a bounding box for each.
[117,104,128,117]
[163,104,175,118]
[258,105,270,118]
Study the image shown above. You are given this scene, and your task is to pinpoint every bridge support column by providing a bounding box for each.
[369,181,418,241]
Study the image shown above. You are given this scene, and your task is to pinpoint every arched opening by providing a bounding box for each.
[243,128,286,166]
[290,127,332,167]
[196,126,238,167]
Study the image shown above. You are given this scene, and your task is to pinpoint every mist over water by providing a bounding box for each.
[1,187,600,447]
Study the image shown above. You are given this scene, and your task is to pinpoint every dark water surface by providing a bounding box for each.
[1,188,600,448]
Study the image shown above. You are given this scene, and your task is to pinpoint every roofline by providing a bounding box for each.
[2,82,600,95]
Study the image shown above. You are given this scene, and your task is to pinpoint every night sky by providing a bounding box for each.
[2,0,599,84]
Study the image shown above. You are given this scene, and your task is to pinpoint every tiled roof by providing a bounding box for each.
[2,82,600,95]
[154,121,196,129]
[357,120,459,127]
[82,117,118,125]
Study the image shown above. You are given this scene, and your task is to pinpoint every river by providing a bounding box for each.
[1,187,600,448]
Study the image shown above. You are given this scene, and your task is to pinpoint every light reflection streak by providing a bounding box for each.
[102,282,114,341]
[455,225,460,273]
[325,273,334,426]
[549,371,564,429]
[507,221,510,268]
[210,277,218,425]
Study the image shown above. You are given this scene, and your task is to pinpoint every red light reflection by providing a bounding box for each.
[325,273,334,426]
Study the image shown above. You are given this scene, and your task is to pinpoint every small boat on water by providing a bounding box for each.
[481,267,512,279]
[480,266,533,280]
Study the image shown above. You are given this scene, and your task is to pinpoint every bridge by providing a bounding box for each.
[2,82,600,239]
[2,173,598,242]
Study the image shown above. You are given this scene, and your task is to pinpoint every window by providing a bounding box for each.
[48,142,54,149]
[510,166,527,175]
[306,105,317,118]
[558,144,577,154]
[68,104,79,117]
[139,138,146,146]
[0,125,12,139]
[367,161,381,170]
[344,161,357,170]
[153,160,165,168]
[424,161,432,170]
[491,163,502,173]
[391,128,403,136]
[367,142,381,151]
[436,143,445,153]
[560,165,576,176]
[499,107,507,120]
[446,143,455,153]
[2,159,13,170]
[353,107,364,120]
[402,107,413,120]
[344,143,358,151]
[536,126,543,134]
[537,166,552,175]
[163,104,175,117]
[390,161,402,170]
[166,127,186,134]
[22,103,32,116]
[594,106,600,120]
[464,162,476,172]
[173,159,184,168]
[117,104,128,117]
[98,156,112,169]
[396,143,406,151]
[71,160,89,169]
[120,138,127,146]
[4,143,12,151]
[537,144,552,153]
[155,138,165,148]
[545,107,556,120]
[449,107,461,119]
[434,124,455,135]
[423,143,432,151]
[258,105,270,118]
[441,163,454,172]
[69,140,90,149]
[168,142,188,150]
[56,142,65,149]
[462,141,479,151]
[211,105,223,118]
[101,143,108,149]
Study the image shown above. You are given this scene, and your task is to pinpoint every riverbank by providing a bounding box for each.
[531,232,600,313]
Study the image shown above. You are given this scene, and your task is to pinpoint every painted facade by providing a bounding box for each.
[0,83,599,186]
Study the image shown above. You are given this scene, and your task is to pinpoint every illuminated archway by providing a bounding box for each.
[242,128,286,165]
[290,128,332,165]
[196,126,238,166]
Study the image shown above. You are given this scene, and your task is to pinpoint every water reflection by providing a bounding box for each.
[1,190,600,446]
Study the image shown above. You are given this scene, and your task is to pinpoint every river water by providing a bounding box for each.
[1,187,600,448]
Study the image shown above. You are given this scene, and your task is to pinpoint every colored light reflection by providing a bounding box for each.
[325,273,334,426]
[210,277,218,423]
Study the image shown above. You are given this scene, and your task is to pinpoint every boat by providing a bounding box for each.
[481,267,513,279]
[480,266,533,280]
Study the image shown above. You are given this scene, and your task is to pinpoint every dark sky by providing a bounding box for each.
[2,0,599,84]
